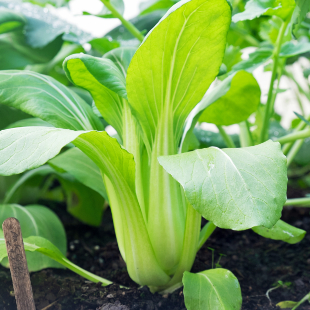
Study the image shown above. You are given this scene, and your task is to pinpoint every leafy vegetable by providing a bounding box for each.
[183,269,242,310]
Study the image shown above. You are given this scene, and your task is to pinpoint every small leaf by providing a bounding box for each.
[276,301,299,308]
[139,0,177,15]
[294,112,310,126]
[280,41,310,58]
[159,140,287,230]
[252,220,306,244]
[199,71,261,126]
[183,269,242,310]
[0,204,66,271]
[232,0,295,23]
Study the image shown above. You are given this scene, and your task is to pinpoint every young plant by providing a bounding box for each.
[0,0,307,308]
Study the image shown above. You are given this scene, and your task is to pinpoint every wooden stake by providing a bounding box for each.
[2,218,36,310]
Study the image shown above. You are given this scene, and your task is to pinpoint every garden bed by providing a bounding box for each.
[0,200,309,310]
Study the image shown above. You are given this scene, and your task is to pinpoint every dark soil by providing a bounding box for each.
[0,184,310,310]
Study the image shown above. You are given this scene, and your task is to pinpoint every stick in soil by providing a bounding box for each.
[2,217,36,310]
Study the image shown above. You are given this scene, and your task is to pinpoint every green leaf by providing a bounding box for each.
[139,0,177,15]
[199,71,261,126]
[104,47,137,76]
[84,0,124,18]
[6,118,53,129]
[232,0,295,23]
[64,54,127,99]
[57,174,105,226]
[0,234,112,285]
[276,301,299,308]
[294,112,310,126]
[0,1,92,48]
[0,104,31,130]
[183,269,242,310]
[232,48,273,72]
[49,147,108,201]
[63,54,125,136]
[252,220,306,244]
[127,0,231,149]
[279,41,310,57]
[288,0,310,35]
[89,37,120,55]
[159,140,287,230]
[0,127,84,176]
[0,71,103,131]
[0,204,66,271]
[0,7,25,34]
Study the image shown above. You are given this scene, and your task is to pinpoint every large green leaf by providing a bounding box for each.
[127,0,231,148]
[0,105,31,130]
[6,118,53,129]
[0,71,103,131]
[232,0,295,23]
[0,204,66,271]
[159,140,287,230]
[0,7,25,34]
[63,54,124,135]
[183,269,242,310]
[0,234,112,285]
[49,147,108,201]
[199,71,261,126]
[252,220,306,244]
[0,127,84,176]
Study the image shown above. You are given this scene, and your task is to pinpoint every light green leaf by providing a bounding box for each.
[0,234,112,285]
[276,301,299,308]
[84,0,124,18]
[199,71,261,126]
[63,54,124,136]
[279,41,310,57]
[183,268,242,310]
[0,1,92,48]
[64,54,127,99]
[232,0,295,23]
[0,127,84,176]
[104,47,137,77]
[159,140,287,230]
[252,220,306,244]
[49,147,108,201]
[57,174,105,226]
[0,7,25,34]
[139,0,177,15]
[0,204,66,271]
[232,48,273,72]
[6,118,53,129]
[0,71,103,131]
[126,0,231,148]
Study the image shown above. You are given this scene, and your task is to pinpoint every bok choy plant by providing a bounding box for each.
[0,0,307,308]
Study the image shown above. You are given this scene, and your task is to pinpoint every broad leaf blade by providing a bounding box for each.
[280,41,310,57]
[199,71,261,126]
[183,268,242,310]
[126,0,232,147]
[0,71,103,131]
[159,140,287,230]
[0,204,66,271]
[252,220,306,244]
[0,127,84,176]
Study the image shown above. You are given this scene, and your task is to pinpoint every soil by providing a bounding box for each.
[0,182,309,310]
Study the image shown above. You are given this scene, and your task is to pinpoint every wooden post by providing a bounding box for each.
[2,218,36,310]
